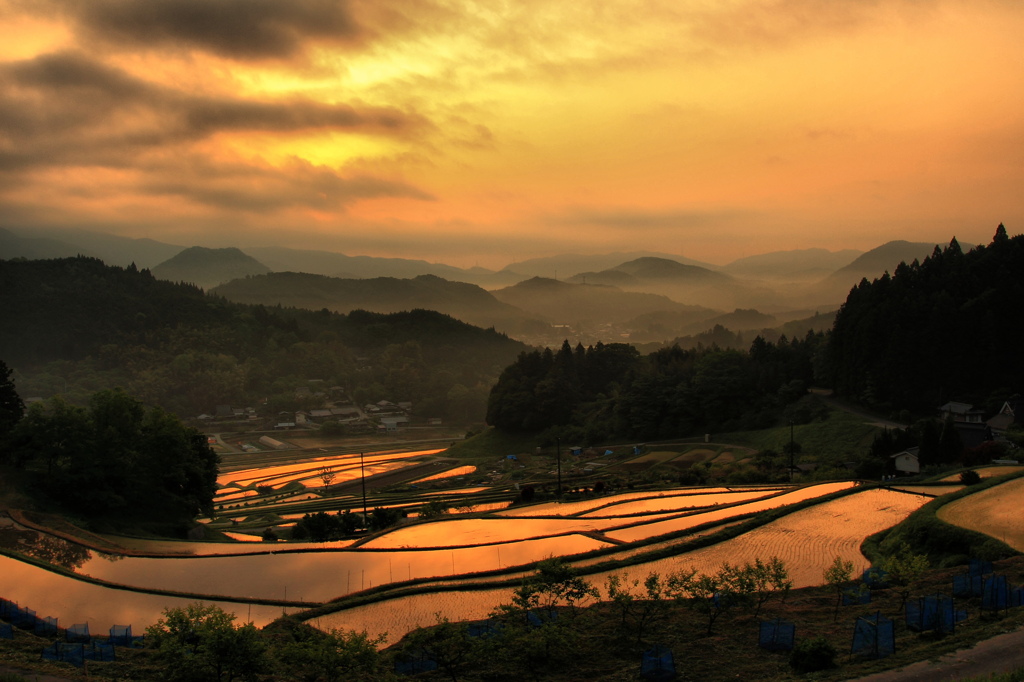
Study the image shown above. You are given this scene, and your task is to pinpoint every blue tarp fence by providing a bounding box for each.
[0,598,15,620]
[34,615,58,638]
[108,624,144,647]
[65,623,90,643]
[0,623,13,640]
[982,575,1011,612]
[852,612,895,659]
[41,642,115,667]
[906,595,957,633]
[953,572,984,598]
[758,619,795,651]
[969,559,994,578]
[640,645,676,681]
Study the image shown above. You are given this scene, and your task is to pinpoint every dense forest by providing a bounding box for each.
[486,226,1022,444]
[0,257,527,421]
[3,387,219,533]
[827,225,1024,413]
[486,333,824,443]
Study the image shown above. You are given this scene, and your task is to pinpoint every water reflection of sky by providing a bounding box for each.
[0,478,869,642]
[71,534,610,602]
[0,554,284,631]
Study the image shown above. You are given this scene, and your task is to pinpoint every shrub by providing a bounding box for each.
[789,636,837,673]
[959,470,982,485]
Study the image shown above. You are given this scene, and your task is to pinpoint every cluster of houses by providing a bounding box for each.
[891,399,1020,474]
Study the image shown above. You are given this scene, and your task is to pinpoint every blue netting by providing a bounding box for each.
[467,620,499,639]
[394,649,438,675]
[843,586,872,606]
[87,642,116,662]
[906,595,956,633]
[0,623,13,639]
[862,568,889,588]
[1012,587,1024,608]
[109,624,133,646]
[851,612,895,659]
[0,598,15,619]
[41,643,86,667]
[982,575,1010,611]
[65,622,90,643]
[34,616,58,637]
[758,619,795,651]
[969,559,994,577]
[11,606,37,630]
[953,573,984,598]
[640,645,676,681]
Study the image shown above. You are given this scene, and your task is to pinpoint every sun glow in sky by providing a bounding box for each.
[0,0,1021,268]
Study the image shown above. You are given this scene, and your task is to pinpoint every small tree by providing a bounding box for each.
[605,572,670,647]
[146,603,269,682]
[882,542,930,612]
[667,566,735,636]
[746,556,792,615]
[824,556,855,621]
[318,466,337,492]
[273,622,387,682]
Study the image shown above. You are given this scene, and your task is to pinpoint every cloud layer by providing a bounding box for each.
[0,0,1022,267]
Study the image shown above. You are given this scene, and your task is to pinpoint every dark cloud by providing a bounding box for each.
[0,50,433,211]
[50,0,362,60]
[0,51,423,172]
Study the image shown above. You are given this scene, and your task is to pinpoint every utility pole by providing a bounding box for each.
[789,421,795,483]
[556,437,562,498]
[360,451,368,531]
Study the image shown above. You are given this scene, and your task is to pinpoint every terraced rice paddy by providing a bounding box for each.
[312,487,929,646]
[936,477,1024,551]
[0,448,952,649]
[413,465,477,483]
[494,488,737,517]
[604,482,856,543]
[939,465,1024,482]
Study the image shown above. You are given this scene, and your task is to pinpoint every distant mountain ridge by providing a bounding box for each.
[152,246,271,290]
[492,276,703,325]
[211,272,541,333]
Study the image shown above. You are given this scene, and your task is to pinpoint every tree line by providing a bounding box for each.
[827,224,1024,414]
[486,332,825,442]
[1,380,218,534]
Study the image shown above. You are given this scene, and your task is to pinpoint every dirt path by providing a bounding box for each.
[852,626,1024,681]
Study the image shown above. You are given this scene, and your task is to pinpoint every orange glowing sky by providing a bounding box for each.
[1,0,1021,268]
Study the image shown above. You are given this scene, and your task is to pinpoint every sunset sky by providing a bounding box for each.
[1,0,1021,269]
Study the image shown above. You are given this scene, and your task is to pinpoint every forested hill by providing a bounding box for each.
[827,225,1024,412]
[0,257,527,420]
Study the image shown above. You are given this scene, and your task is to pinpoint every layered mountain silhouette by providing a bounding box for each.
[212,272,543,334]
[151,247,271,290]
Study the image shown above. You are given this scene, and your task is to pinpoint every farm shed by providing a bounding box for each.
[891,448,920,474]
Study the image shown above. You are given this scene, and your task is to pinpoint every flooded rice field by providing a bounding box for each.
[493,487,737,517]
[604,482,856,543]
[936,476,1024,551]
[311,487,928,646]
[0,444,979,647]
